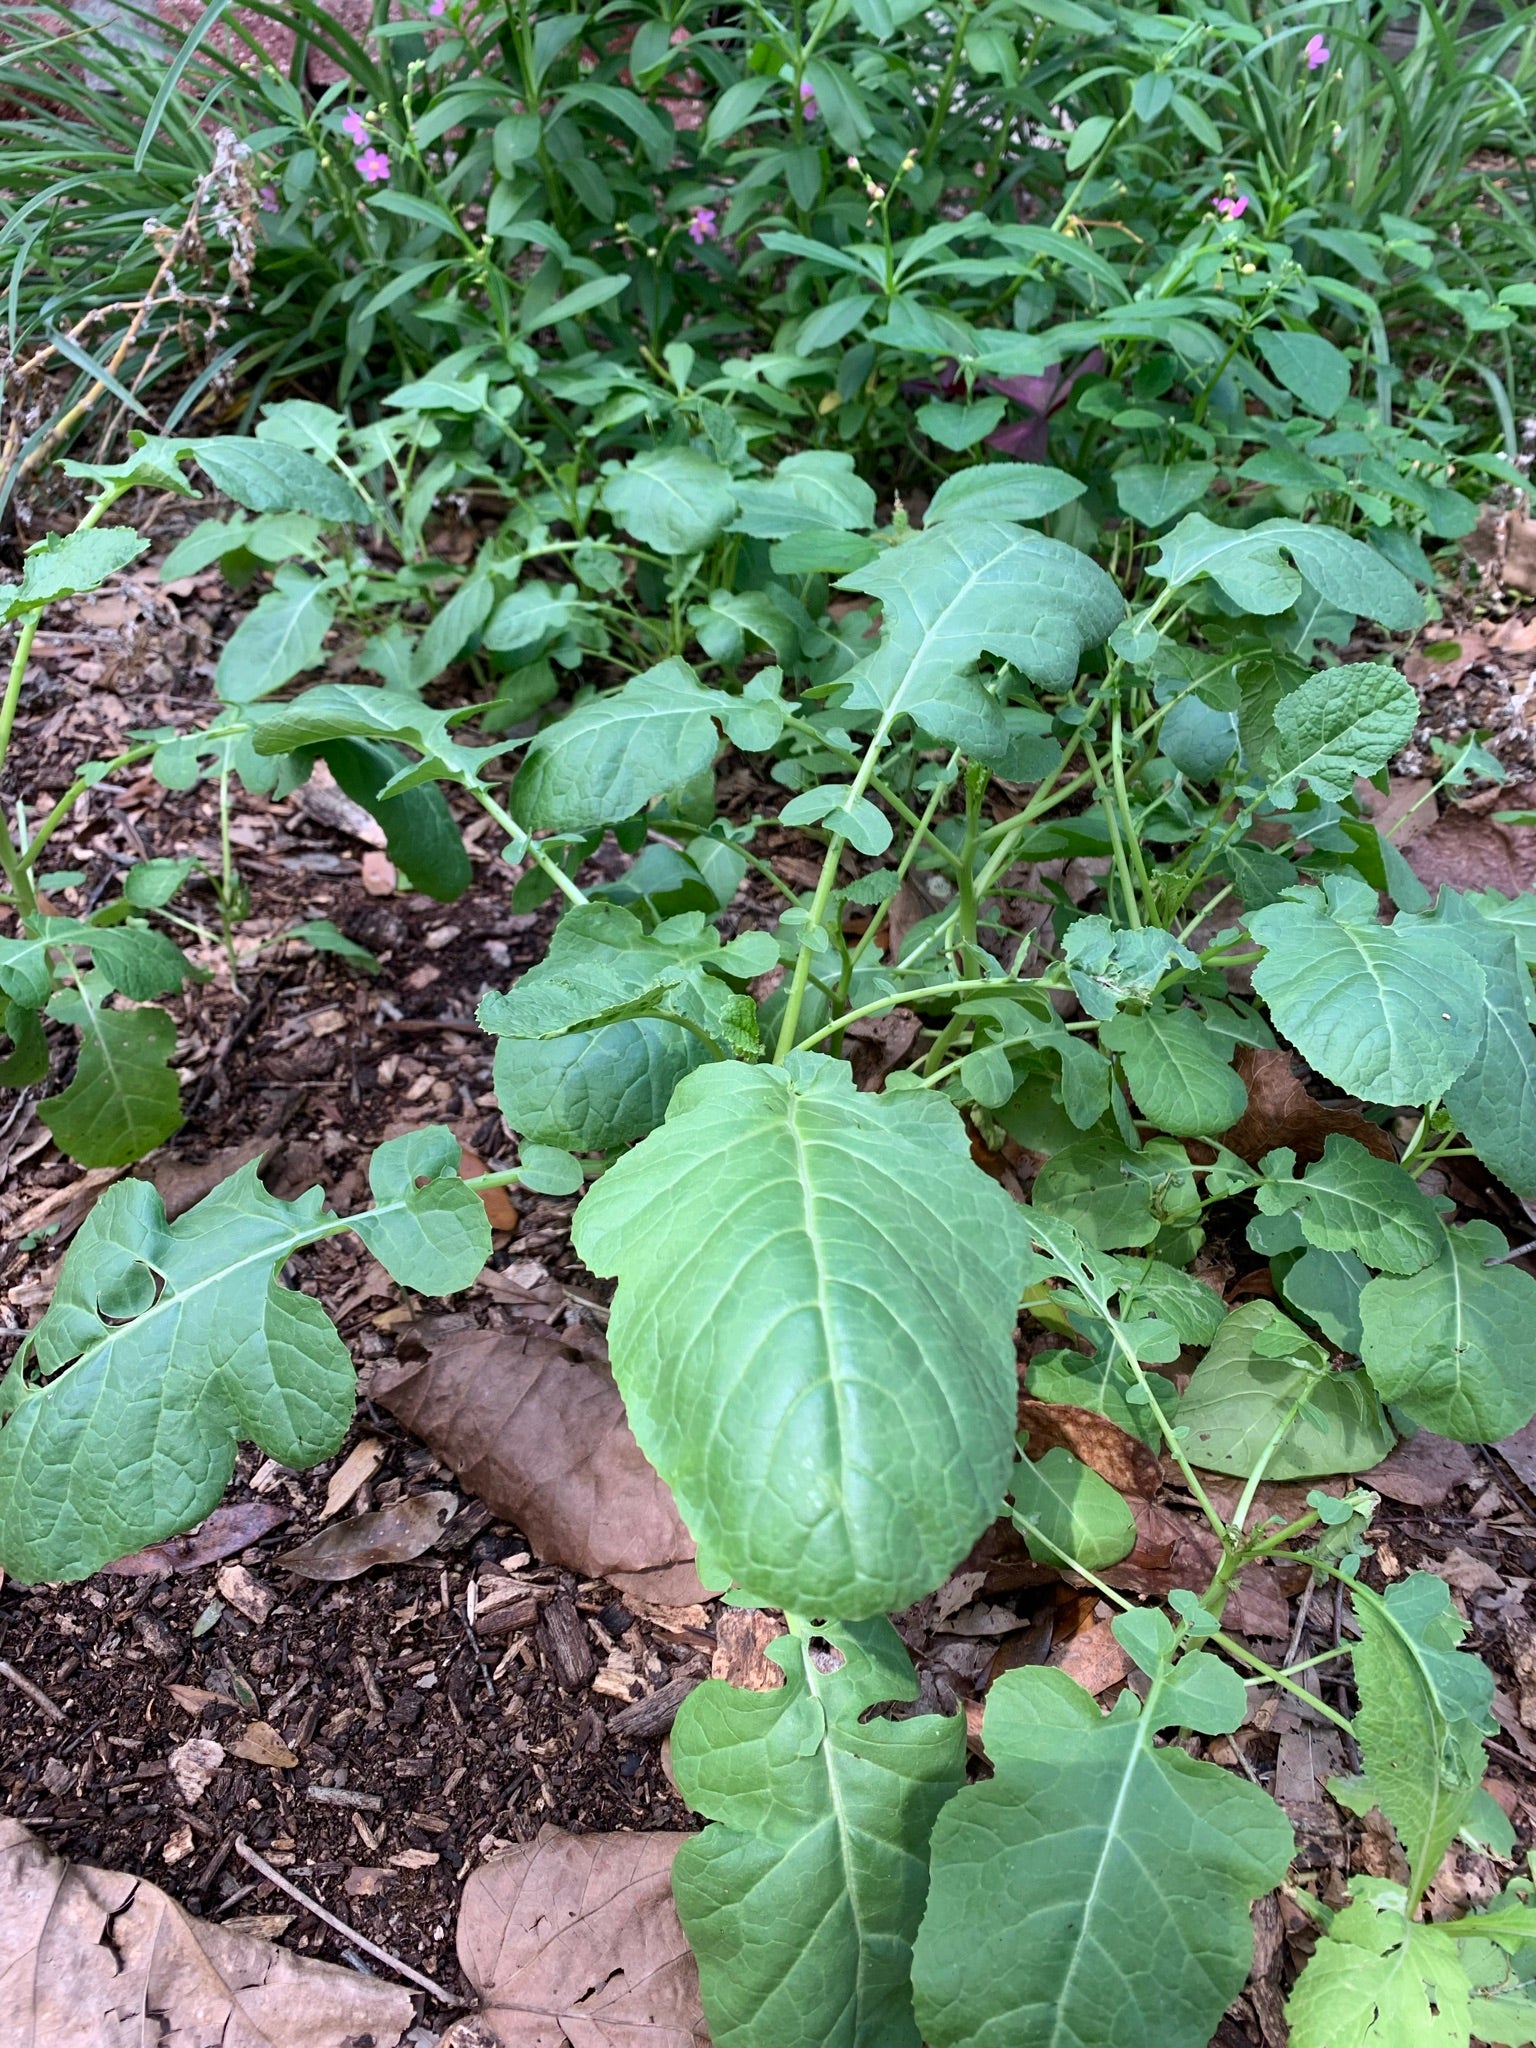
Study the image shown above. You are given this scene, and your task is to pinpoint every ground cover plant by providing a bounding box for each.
[5,0,1536,2042]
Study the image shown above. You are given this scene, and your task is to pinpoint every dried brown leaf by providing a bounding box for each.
[1219,1047,1396,1166]
[1405,801,1536,900]
[273,1490,457,1582]
[100,1500,290,1579]
[1359,1432,1478,1508]
[1108,1500,1294,1638]
[374,1323,708,1605]
[1049,1616,1130,1697]
[453,1825,707,2048]
[0,1818,412,2047]
[1017,1396,1163,1499]
[711,1608,785,1692]
[1495,1416,1536,1492]
[226,1722,297,1769]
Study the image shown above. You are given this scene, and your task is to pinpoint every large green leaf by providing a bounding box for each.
[912,1665,1294,2048]
[39,988,182,1167]
[1031,1135,1201,1248]
[351,1127,491,1295]
[1250,878,1485,1104]
[1,527,148,620]
[1359,1217,1536,1441]
[252,683,491,788]
[1011,1444,1136,1569]
[926,463,1085,525]
[478,905,762,1151]
[511,660,723,833]
[1112,460,1216,530]
[318,735,472,902]
[1439,897,1536,1200]
[729,450,877,537]
[216,568,336,703]
[1287,1878,1536,2048]
[191,437,369,523]
[600,449,737,553]
[571,1051,1035,1614]
[1099,1003,1247,1136]
[1176,1302,1395,1479]
[0,1167,354,1582]
[1266,662,1419,806]
[1150,514,1423,628]
[833,521,1124,753]
[672,1616,965,2048]
[1255,1134,1443,1274]
[1347,1576,1495,1904]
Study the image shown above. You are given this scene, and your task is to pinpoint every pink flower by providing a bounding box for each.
[1213,193,1248,220]
[258,184,279,212]
[799,80,818,121]
[341,107,370,148]
[687,205,718,245]
[356,147,391,184]
[428,0,446,13]
[1304,31,1330,67]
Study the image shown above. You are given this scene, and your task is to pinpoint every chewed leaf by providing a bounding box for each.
[1286,1877,1536,2048]
[673,1617,965,2048]
[573,1052,1034,1615]
[0,1168,353,1583]
[913,1666,1294,2048]
[1348,1576,1495,1904]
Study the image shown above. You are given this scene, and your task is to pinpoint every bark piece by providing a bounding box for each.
[537,1594,596,1692]
[450,1825,707,2048]
[0,1818,411,2047]
[374,1322,708,1604]
[215,1564,275,1625]
[167,1739,224,1807]
[608,1674,705,1740]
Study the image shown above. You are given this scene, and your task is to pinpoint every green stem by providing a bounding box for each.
[473,788,589,908]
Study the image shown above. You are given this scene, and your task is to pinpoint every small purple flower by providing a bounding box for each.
[687,205,718,245]
[1213,192,1248,220]
[799,79,818,121]
[429,0,446,14]
[258,184,279,212]
[341,107,370,148]
[1304,31,1330,67]
[356,147,391,185]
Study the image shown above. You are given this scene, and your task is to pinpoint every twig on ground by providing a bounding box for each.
[0,1656,67,1722]
[232,1836,464,2004]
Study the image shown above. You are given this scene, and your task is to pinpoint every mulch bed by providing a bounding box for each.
[4,494,1536,2041]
